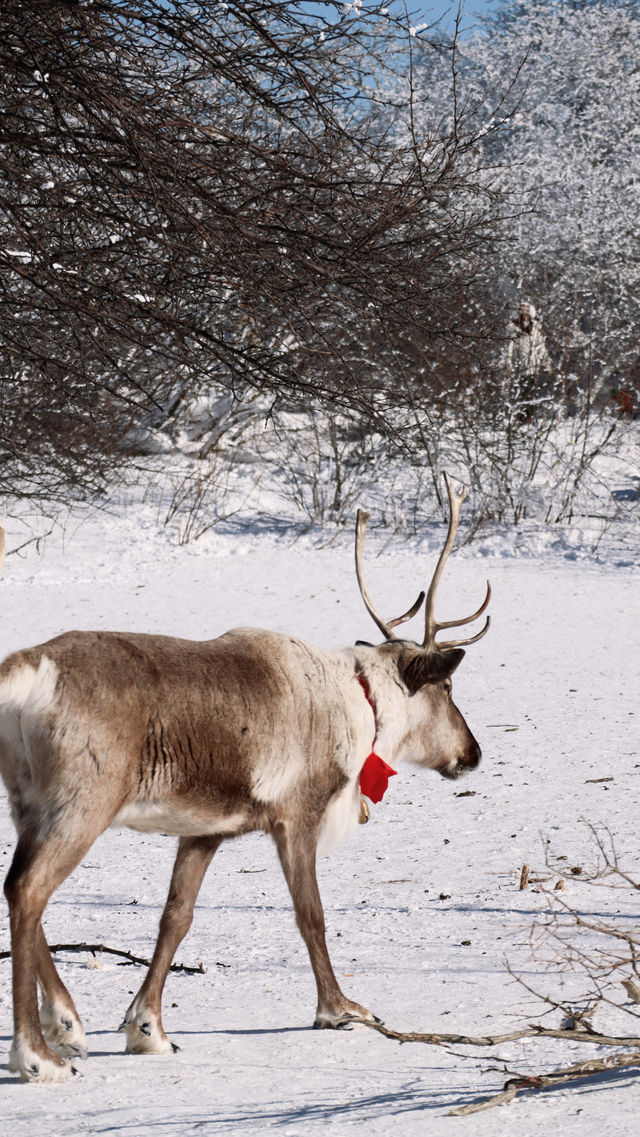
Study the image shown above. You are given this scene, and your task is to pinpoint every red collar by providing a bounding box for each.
[356,672,377,725]
[356,673,397,804]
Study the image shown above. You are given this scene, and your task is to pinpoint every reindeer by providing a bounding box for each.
[0,475,490,1082]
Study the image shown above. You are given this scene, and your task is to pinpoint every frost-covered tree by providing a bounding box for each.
[378,1,640,529]
[463,0,640,407]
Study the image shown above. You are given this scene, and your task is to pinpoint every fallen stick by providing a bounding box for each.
[354,1017,640,1049]
[351,1018,640,1115]
[0,942,227,973]
[449,1049,640,1115]
[450,1084,518,1114]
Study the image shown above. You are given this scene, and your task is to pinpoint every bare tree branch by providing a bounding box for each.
[0,0,517,500]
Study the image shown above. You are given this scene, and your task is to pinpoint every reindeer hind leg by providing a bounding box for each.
[120,834,223,1055]
[4,813,107,1083]
[36,924,88,1060]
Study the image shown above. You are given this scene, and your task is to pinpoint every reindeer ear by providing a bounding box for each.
[429,648,465,681]
[399,648,465,693]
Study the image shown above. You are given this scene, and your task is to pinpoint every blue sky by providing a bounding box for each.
[419,1,497,34]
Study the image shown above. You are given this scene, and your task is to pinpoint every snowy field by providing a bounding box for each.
[0,478,639,1135]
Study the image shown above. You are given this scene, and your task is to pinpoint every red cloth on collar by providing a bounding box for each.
[360,751,397,804]
[357,674,397,804]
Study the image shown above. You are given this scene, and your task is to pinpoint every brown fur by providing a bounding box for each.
[0,622,482,1082]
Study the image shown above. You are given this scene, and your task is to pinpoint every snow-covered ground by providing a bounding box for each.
[0,479,639,1134]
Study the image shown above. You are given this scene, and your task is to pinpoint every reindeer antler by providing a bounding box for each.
[423,473,490,651]
[355,510,425,641]
[355,475,490,650]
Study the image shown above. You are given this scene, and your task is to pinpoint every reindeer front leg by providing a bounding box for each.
[120,834,222,1054]
[273,821,376,1028]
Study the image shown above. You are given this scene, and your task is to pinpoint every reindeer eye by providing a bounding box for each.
[443,679,452,696]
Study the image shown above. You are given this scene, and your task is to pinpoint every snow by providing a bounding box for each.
[0,491,639,1133]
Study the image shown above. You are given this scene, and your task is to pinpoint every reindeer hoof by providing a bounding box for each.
[337,1013,384,1030]
[40,998,88,1060]
[57,1040,88,1061]
[119,1005,174,1054]
[313,1008,382,1030]
[312,1014,357,1030]
[9,1038,73,1083]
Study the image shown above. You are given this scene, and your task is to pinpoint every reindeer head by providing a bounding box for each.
[355,474,489,779]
